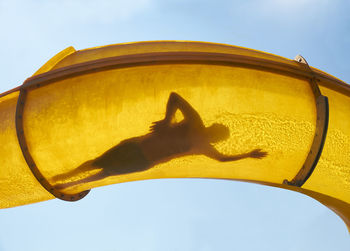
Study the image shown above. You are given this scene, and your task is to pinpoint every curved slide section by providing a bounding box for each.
[0,41,349,230]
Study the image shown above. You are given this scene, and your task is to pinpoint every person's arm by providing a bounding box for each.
[164,92,202,123]
[150,92,203,131]
[204,146,267,162]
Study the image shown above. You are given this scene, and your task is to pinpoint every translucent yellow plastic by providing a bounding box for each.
[0,41,349,230]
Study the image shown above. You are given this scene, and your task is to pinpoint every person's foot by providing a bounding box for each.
[54,183,70,190]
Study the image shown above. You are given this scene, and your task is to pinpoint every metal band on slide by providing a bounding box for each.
[283,55,329,187]
[15,87,90,201]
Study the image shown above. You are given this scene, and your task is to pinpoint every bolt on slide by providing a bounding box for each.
[0,41,349,231]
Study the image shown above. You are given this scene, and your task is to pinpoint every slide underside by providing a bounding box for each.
[0,41,349,230]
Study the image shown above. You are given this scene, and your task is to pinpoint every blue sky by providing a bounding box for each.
[0,0,350,250]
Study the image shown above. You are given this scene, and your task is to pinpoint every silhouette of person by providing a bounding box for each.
[53,92,267,189]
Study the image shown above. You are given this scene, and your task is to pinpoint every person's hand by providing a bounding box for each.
[150,119,169,132]
[249,149,268,159]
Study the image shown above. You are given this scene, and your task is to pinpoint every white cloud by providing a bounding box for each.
[0,0,154,25]
[0,0,154,90]
[235,0,337,19]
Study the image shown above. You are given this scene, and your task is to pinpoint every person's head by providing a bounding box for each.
[205,123,230,143]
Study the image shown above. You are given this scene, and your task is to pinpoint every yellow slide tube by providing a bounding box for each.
[0,41,349,229]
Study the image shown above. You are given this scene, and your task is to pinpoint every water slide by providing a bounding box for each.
[1,41,349,230]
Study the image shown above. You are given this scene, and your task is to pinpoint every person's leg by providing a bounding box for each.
[51,160,100,183]
[54,169,108,190]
